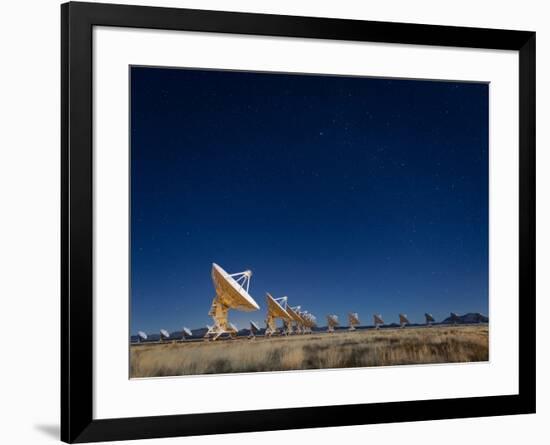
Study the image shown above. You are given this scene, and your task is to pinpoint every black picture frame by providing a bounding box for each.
[61,1,536,443]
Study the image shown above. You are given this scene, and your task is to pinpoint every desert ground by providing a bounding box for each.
[130,325,488,378]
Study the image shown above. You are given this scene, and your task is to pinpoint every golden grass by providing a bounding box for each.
[130,325,488,378]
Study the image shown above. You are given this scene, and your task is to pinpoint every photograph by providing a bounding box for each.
[129,66,489,378]
[0,0,540,443]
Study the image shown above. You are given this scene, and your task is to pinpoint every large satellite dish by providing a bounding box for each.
[204,263,260,341]
[327,314,339,333]
[348,312,360,331]
[425,313,435,326]
[137,331,147,343]
[399,314,409,328]
[160,329,170,341]
[373,314,384,329]
[265,293,292,336]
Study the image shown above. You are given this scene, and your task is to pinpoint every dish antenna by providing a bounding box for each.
[279,296,303,335]
[348,312,360,330]
[399,314,409,328]
[285,304,303,335]
[137,331,147,343]
[204,263,259,341]
[373,314,384,329]
[310,314,317,327]
[300,310,309,333]
[327,314,339,333]
[228,322,239,338]
[249,320,260,339]
[302,312,317,334]
[450,312,460,325]
[288,305,304,334]
[181,327,193,340]
[282,319,293,335]
[160,329,170,342]
[265,293,292,336]
[425,313,435,327]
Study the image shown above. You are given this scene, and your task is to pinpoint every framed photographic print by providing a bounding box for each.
[61,1,536,443]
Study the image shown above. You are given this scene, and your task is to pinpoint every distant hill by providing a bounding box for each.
[442,313,488,324]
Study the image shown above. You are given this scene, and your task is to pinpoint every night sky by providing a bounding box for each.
[130,66,488,335]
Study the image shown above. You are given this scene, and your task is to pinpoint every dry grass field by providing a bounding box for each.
[130,325,488,378]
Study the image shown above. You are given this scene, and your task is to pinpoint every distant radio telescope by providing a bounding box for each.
[265,293,292,336]
[373,314,384,329]
[285,303,302,335]
[348,312,360,331]
[399,314,409,328]
[249,321,260,339]
[425,313,435,327]
[204,263,259,341]
[289,305,305,334]
[327,314,339,333]
[181,327,192,340]
[228,322,239,337]
[301,311,317,334]
[160,329,170,342]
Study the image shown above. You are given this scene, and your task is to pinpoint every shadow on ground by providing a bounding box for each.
[34,424,59,440]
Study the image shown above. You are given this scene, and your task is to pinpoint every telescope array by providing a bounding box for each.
[132,264,474,342]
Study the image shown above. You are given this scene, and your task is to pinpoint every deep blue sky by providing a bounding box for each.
[130,66,488,334]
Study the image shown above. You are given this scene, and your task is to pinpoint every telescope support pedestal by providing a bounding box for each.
[204,296,237,340]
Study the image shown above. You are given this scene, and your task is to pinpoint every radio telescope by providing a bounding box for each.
[425,313,435,327]
[285,304,303,335]
[204,263,260,341]
[373,314,384,329]
[137,331,147,343]
[265,293,292,336]
[229,322,239,338]
[249,321,260,339]
[327,314,339,333]
[181,327,193,340]
[399,314,409,328]
[282,318,293,335]
[160,329,170,342]
[287,305,305,334]
[302,312,317,334]
[279,297,296,335]
[299,310,315,334]
[300,310,311,333]
[348,312,360,331]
